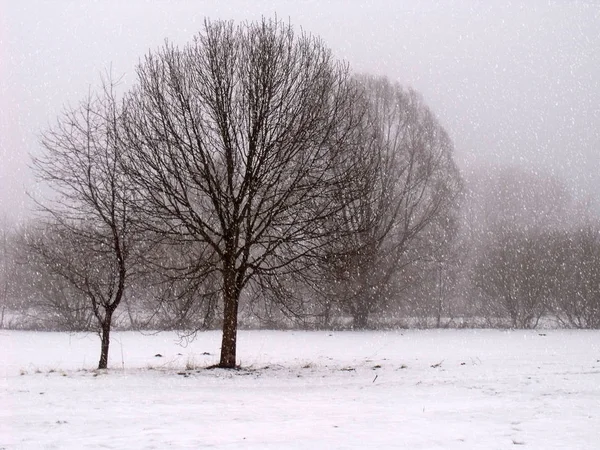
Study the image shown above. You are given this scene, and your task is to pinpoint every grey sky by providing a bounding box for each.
[1,0,599,221]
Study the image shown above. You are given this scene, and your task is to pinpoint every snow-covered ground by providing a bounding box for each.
[1,329,599,449]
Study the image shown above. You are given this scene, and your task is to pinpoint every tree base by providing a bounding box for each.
[206,363,242,370]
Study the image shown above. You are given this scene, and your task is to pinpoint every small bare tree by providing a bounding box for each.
[121,18,367,367]
[461,166,574,327]
[552,226,600,329]
[473,230,553,328]
[0,216,13,328]
[15,222,96,331]
[33,76,138,369]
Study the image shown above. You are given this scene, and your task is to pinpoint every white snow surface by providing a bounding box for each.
[1,329,599,449]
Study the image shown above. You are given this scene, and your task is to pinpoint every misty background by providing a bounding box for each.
[1,0,599,221]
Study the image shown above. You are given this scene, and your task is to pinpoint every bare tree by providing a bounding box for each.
[318,76,462,329]
[121,18,367,367]
[32,76,138,369]
[552,226,600,329]
[0,216,13,328]
[14,222,95,331]
[459,166,577,326]
[473,230,553,328]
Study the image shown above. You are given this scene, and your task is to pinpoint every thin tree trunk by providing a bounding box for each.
[436,265,443,328]
[98,311,113,369]
[97,250,126,369]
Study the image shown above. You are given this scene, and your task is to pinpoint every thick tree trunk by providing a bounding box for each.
[219,264,240,369]
[353,301,370,330]
[219,295,239,368]
[98,311,113,369]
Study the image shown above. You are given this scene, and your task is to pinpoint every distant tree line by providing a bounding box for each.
[0,18,597,370]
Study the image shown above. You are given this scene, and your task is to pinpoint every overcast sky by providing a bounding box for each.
[1,0,599,221]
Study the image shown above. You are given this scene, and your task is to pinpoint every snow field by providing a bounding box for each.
[1,329,599,449]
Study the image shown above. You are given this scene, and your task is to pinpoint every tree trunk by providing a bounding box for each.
[98,311,113,369]
[353,300,370,330]
[219,265,240,368]
[219,299,239,368]
[436,265,443,328]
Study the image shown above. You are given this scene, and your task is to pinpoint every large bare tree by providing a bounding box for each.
[319,76,462,328]
[33,77,138,369]
[122,18,367,367]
